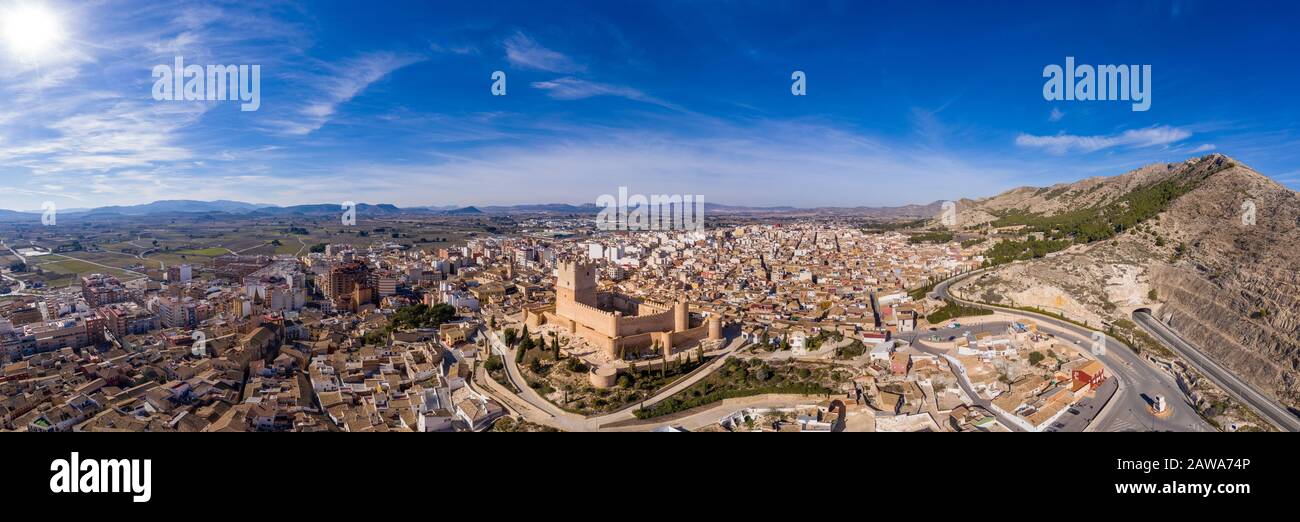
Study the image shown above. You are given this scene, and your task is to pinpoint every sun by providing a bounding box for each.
[2,3,64,59]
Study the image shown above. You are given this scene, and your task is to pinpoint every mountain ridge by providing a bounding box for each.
[957,153,1300,416]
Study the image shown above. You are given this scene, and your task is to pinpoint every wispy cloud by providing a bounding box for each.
[1015,125,1192,154]
[273,52,426,136]
[1049,107,1065,122]
[430,42,478,55]
[1190,143,1216,153]
[0,99,206,175]
[503,32,584,73]
[317,118,1023,208]
[531,77,679,110]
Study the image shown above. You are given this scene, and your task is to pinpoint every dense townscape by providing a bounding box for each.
[0,215,1144,432]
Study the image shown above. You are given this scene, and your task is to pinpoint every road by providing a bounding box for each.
[1134,310,1300,432]
[127,238,165,270]
[48,252,148,279]
[931,270,1213,432]
[911,340,1026,431]
[0,242,32,295]
[479,326,752,431]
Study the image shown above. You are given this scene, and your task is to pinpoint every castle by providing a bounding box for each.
[524,260,721,360]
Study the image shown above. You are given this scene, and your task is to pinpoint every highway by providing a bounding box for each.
[0,241,31,295]
[1133,310,1300,432]
[931,270,1214,432]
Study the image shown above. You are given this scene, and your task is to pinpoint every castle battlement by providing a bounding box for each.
[547,260,719,360]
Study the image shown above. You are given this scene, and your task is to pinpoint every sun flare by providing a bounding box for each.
[2,3,64,59]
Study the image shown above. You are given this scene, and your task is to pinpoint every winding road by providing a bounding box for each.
[1133,310,1300,432]
[479,326,749,431]
[931,269,1213,432]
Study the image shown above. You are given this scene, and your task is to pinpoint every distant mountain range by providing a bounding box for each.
[0,199,945,220]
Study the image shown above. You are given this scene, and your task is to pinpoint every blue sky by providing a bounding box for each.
[1,0,1298,210]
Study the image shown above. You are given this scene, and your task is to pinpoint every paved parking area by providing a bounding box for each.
[1048,377,1117,432]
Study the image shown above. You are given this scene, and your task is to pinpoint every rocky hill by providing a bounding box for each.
[951,154,1300,411]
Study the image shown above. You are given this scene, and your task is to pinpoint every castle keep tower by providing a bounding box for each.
[556,260,597,307]
[532,258,719,361]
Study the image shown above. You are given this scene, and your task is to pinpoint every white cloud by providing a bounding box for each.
[0,99,206,174]
[324,119,1022,208]
[531,77,678,110]
[1049,107,1065,122]
[274,52,426,135]
[1015,125,1192,154]
[503,32,584,73]
[430,42,478,55]
[1190,143,1216,153]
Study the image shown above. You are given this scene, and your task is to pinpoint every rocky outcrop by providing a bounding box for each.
[959,154,1300,408]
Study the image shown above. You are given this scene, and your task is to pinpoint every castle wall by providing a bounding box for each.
[552,260,708,361]
[611,332,658,359]
[615,309,676,337]
[557,300,619,338]
[523,305,554,329]
[668,323,711,350]
[574,322,616,355]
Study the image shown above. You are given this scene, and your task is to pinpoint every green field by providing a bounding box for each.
[173,247,232,256]
[33,256,142,283]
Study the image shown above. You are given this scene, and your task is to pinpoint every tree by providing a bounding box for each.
[362,330,387,346]
[389,303,456,330]
[1028,351,1045,365]
[484,355,504,372]
[552,335,562,361]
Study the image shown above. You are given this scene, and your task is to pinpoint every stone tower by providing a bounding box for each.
[556,260,597,307]
[673,298,689,332]
[708,316,722,340]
